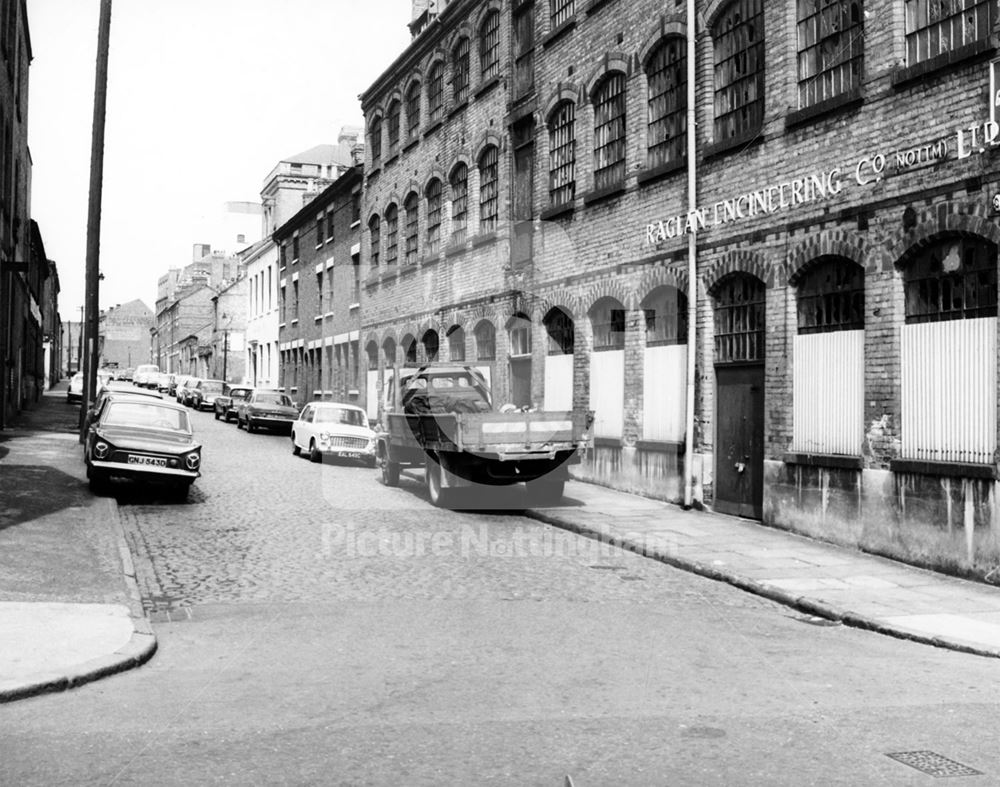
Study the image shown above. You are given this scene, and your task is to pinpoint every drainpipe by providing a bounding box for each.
[683,0,698,509]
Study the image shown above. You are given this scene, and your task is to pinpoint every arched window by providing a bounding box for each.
[450,163,468,245]
[712,0,764,143]
[714,274,765,363]
[797,0,862,108]
[365,341,379,371]
[479,145,499,233]
[550,0,575,28]
[453,37,470,104]
[548,101,576,208]
[369,115,382,164]
[508,313,532,356]
[401,334,417,364]
[422,330,440,362]
[642,286,688,345]
[544,307,575,355]
[406,81,421,139]
[508,313,532,407]
[426,178,442,255]
[903,237,997,323]
[590,297,626,351]
[404,192,419,264]
[475,320,496,361]
[386,99,401,157]
[368,214,380,267]
[646,38,686,170]
[384,203,398,265]
[447,325,466,361]
[428,62,445,123]
[797,257,865,333]
[382,337,396,366]
[904,0,990,66]
[480,10,500,80]
[593,72,627,191]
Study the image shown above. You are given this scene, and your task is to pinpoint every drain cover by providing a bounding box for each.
[886,751,982,777]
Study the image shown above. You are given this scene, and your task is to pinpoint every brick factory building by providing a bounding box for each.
[359,0,1000,577]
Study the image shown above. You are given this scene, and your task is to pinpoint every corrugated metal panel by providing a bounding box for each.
[544,353,574,412]
[902,317,997,464]
[792,330,863,454]
[589,349,624,438]
[366,370,379,422]
[642,345,686,441]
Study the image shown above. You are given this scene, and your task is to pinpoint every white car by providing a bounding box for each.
[133,363,160,388]
[291,402,377,466]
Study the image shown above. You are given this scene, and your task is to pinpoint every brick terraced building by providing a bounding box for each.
[361,0,1000,577]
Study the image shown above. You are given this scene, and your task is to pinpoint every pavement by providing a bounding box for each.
[6,386,1000,704]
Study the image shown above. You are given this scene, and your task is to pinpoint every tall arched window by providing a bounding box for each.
[450,163,468,245]
[404,192,419,264]
[590,297,626,351]
[368,214,380,267]
[479,145,499,233]
[406,81,421,139]
[382,337,396,367]
[428,62,444,123]
[384,203,399,265]
[426,178,442,255]
[422,330,440,362]
[447,325,466,361]
[593,72,627,190]
[369,115,382,164]
[475,320,496,361]
[548,101,576,208]
[402,334,417,364]
[453,37,470,104]
[480,10,500,80]
[646,38,686,170]
[712,0,765,143]
[386,99,401,157]
[797,0,862,108]
[589,297,626,437]
[508,313,532,407]
[543,307,574,412]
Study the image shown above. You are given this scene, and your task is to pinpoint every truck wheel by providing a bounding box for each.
[527,477,565,507]
[380,455,400,487]
[425,459,450,508]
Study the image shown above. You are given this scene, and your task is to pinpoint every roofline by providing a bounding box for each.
[273,164,363,242]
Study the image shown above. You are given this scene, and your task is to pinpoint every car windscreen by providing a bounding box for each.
[104,402,191,432]
[254,393,292,406]
[315,408,367,426]
[201,382,224,393]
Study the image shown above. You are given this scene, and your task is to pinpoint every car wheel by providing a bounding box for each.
[247,419,256,433]
[86,464,109,496]
[380,455,400,487]
[236,416,243,430]
[425,458,450,508]
[172,481,192,501]
[292,433,301,456]
[309,439,322,463]
[214,410,220,420]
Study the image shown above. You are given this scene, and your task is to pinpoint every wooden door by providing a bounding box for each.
[714,364,764,518]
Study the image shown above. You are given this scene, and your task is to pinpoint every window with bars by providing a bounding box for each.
[451,163,468,245]
[904,0,992,65]
[551,0,575,27]
[509,315,532,356]
[593,73,627,191]
[447,325,466,361]
[403,337,418,363]
[797,258,865,333]
[714,275,766,363]
[369,116,382,163]
[647,39,686,169]
[642,287,688,345]
[513,2,535,99]
[453,38,470,104]
[326,210,335,241]
[426,178,442,254]
[404,192,419,264]
[903,237,998,323]
[713,0,765,143]
[423,331,440,361]
[406,81,421,138]
[475,321,496,360]
[480,11,500,80]
[548,101,576,207]
[368,215,380,266]
[797,0,863,108]
[387,100,401,157]
[385,204,398,265]
[479,146,499,233]
[545,309,575,355]
[591,300,626,351]
[428,62,445,123]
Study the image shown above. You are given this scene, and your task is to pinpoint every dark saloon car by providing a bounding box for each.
[236,390,299,433]
[190,379,227,411]
[214,384,252,422]
[84,397,202,499]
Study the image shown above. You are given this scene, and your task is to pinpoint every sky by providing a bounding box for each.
[25,0,412,322]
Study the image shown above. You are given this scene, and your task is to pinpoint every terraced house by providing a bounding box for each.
[361,0,1000,578]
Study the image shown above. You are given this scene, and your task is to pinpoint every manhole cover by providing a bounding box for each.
[886,751,983,777]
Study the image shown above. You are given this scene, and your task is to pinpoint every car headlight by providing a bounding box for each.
[184,451,201,470]
[93,441,112,459]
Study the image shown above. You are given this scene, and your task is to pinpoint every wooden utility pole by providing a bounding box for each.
[80,0,113,437]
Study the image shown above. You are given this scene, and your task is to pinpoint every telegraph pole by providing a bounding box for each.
[222,329,229,382]
[80,0,113,437]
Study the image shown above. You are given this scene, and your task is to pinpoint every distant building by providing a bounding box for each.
[98,299,153,371]
[206,277,248,384]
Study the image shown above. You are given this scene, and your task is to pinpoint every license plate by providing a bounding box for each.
[128,455,167,467]
[341,452,361,459]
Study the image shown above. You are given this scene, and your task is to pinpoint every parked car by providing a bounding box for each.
[84,385,163,434]
[291,402,377,465]
[152,372,175,394]
[214,384,252,422]
[133,363,160,388]
[190,379,226,411]
[84,395,201,499]
[67,371,84,404]
[118,368,135,382]
[236,389,299,433]
[176,376,201,406]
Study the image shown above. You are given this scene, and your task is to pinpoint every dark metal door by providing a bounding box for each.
[714,364,764,518]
